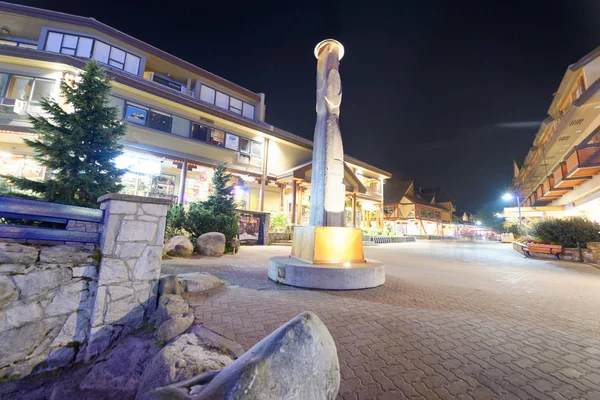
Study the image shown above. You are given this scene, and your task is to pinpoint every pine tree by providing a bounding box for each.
[5,60,125,207]
[203,164,237,215]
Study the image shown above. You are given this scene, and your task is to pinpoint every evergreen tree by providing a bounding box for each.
[4,60,125,207]
[203,164,236,215]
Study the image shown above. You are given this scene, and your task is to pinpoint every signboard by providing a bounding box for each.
[225,134,239,150]
[238,215,260,243]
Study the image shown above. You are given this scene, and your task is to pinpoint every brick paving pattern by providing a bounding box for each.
[163,241,600,399]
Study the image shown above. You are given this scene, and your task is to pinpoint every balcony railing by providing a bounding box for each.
[565,144,600,178]
[553,161,589,189]
[540,175,570,200]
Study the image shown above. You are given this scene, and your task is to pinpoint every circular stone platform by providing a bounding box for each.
[268,257,385,290]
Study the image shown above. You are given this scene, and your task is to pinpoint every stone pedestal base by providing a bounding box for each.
[268,257,385,290]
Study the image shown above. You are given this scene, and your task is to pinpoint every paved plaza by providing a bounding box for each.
[163,241,600,399]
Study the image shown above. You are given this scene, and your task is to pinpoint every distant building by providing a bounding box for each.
[506,45,600,223]
[383,180,446,236]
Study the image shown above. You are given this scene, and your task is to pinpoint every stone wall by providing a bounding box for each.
[0,193,171,381]
[87,194,170,359]
[0,243,99,380]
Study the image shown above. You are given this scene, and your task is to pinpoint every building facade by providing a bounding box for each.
[506,45,600,224]
[0,2,390,229]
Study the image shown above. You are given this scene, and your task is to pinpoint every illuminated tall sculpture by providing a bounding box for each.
[268,39,385,290]
[309,39,346,227]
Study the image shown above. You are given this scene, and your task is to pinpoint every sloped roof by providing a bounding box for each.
[420,188,455,203]
[384,180,413,204]
[402,194,443,209]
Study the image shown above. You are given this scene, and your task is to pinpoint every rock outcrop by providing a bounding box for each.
[142,311,340,400]
[196,233,226,257]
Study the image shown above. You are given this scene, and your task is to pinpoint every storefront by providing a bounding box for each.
[0,151,46,184]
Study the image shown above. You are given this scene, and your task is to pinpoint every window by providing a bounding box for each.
[6,76,33,100]
[210,129,225,147]
[239,138,250,154]
[45,31,141,75]
[92,41,110,64]
[191,123,209,142]
[125,104,147,125]
[225,133,239,150]
[109,47,126,69]
[200,85,216,104]
[147,109,172,133]
[0,73,8,96]
[107,96,125,117]
[30,80,54,103]
[124,54,140,75]
[229,97,243,114]
[215,91,229,109]
[152,74,185,93]
[171,115,190,137]
[242,102,255,119]
[250,141,263,158]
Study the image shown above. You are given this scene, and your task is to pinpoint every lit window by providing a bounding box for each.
[30,80,55,103]
[125,104,147,125]
[225,133,239,150]
[239,138,250,154]
[171,115,190,137]
[109,47,126,69]
[6,76,33,100]
[210,129,225,147]
[250,141,262,158]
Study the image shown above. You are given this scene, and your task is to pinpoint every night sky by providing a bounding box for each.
[11,0,600,212]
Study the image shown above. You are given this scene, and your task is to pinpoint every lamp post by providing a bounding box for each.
[502,192,522,235]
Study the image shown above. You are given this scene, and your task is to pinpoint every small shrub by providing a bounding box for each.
[530,217,600,248]
[164,203,188,241]
[270,211,289,233]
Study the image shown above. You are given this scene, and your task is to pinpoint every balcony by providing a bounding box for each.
[565,144,600,178]
[540,176,570,200]
[553,162,588,189]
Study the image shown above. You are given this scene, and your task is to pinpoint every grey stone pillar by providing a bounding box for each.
[86,194,171,359]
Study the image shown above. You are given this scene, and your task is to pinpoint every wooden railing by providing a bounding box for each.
[0,196,104,243]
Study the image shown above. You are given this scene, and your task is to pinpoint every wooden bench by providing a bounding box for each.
[0,196,103,243]
[524,243,562,259]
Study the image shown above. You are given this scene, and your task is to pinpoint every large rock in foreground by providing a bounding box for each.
[196,233,226,257]
[164,236,194,257]
[143,311,340,399]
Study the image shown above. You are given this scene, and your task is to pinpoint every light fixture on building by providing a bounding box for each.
[1,28,9,36]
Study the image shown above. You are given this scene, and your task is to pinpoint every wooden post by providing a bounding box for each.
[279,183,284,211]
[178,159,187,204]
[297,185,303,225]
[291,181,297,227]
[352,193,357,227]
[259,138,269,211]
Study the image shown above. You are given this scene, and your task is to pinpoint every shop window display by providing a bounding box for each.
[184,165,214,204]
[0,153,46,181]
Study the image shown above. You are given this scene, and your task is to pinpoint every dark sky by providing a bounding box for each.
[12,0,600,211]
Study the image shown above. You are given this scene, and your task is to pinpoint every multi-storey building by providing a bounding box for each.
[0,2,390,231]
[506,45,600,223]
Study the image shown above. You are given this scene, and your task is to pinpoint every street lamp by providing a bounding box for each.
[502,192,522,235]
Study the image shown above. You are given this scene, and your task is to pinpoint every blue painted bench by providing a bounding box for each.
[0,196,104,243]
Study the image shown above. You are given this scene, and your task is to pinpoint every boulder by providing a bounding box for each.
[0,243,38,264]
[178,273,225,294]
[156,314,194,343]
[145,311,340,400]
[39,245,96,264]
[155,295,190,327]
[196,233,226,257]
[164,236,194,257]
[136,333,234,397]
